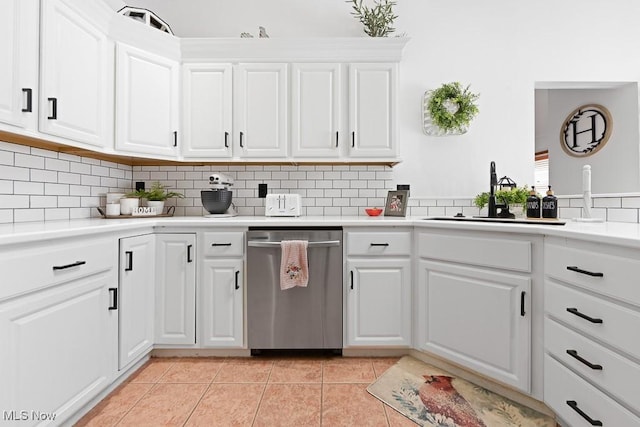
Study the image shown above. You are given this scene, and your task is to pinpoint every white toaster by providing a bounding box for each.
[265,194,301,217]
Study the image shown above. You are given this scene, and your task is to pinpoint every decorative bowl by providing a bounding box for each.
[201,189,233,214]
[365,208,383,216]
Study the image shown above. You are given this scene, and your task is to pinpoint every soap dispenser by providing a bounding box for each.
[542,186,558,219]
[526,186,541,218]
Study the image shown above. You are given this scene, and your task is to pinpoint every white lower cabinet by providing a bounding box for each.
[118,234,155,369]
[416,229,534,393]
[200,258,244,347]
[346,258,411,346]
[0,236,117,426]
[154,234,196,345]
[543,237,640,423]
[345,229,412,347]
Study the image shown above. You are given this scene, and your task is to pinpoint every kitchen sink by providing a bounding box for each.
[423,216,566,226]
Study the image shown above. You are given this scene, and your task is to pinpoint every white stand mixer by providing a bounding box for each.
[202,173,238,217]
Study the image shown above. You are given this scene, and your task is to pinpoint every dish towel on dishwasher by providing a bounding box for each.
[280,240,309,289]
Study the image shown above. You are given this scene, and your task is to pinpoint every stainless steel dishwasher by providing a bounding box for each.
[246,227,342,352]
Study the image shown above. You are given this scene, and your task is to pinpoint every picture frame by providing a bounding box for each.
[384,190,408,217]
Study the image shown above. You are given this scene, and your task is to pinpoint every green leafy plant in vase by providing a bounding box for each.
[424,82,479,136]
[348,0,397,37]
[139,182,183,214]
[474,186,532,216]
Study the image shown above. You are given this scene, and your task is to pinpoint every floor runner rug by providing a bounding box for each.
[367,356,555,426]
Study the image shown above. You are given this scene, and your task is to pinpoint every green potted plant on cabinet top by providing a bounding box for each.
[348,0,398,37]
[424,82,480,136]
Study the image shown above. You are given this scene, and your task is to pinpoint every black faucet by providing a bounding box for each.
[488,161,498,217]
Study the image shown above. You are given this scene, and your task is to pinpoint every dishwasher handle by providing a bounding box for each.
[248,240,341,248]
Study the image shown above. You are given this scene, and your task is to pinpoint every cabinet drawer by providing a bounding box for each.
[544,354,639,426]
[202,232,244,257]
[545,241,640,306]
[418,232,531,272]
[346,231,411,256]
[545,280,640,358]
[545,317,640,412]
[0,237,114,300]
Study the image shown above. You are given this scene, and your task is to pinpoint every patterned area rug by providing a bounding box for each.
[367,356,555,426]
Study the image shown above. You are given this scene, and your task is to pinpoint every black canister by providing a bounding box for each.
[542,186,558,219]
[526,186,541,218]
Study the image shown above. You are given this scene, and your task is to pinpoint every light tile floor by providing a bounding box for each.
[76,356,417,427]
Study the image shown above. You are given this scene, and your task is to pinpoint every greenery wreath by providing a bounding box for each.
[427,82,480,133]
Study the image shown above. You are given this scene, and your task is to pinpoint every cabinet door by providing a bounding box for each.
[417,259,531,392]
[40,0,112,147]
[0,0,38,129]
[291,63,341,158]
[349,63,397,158]
[234,63,288,158]
[0,273,117,424]
[182,63,233,158]
[155,234,196,345]
[200,258,243,348]
[115,43,179,157]
[346,258,411,347]
[119,234,155,369]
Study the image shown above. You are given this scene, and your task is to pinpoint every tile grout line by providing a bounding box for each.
[250,360,274,426]
[181,382,214,427]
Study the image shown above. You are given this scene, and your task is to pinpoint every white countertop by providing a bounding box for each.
[1,215,640,248]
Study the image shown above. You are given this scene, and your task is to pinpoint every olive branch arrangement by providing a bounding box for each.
[348,0,398,37]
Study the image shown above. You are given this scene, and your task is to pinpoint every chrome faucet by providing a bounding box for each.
[488,161,498,217]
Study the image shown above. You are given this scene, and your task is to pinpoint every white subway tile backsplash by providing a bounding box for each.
[31,169,57,183]
[0,150,14,165]
[0,209,13,223]
[0,165,29,181]
[30,196,58,208]
[45,183,69,196]
[607,208,638,223]
[45,208,70,221]
[14,181,44,195]
[14,208,44,222]
[70,162,91,175]
[0,195,29,208]
[58,172,81,185]
[0,141,30,154]
[45,158,70,172]
[0,180,13,194]
[594,197,622,208]
[622,197,640,208]
[30,147,57,158]
[15,153,44,169]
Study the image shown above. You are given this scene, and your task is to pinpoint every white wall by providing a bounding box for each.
[128,0,640,198]
[537,85,640,194]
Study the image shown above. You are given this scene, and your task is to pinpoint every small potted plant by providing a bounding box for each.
[424,82,480,136]
[119,189,144,215]
[474,186,531,217]
[140,181,183,213]
[348,0,397,37]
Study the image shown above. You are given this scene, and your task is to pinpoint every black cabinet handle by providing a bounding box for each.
[187,245,193,263]
[566,401,603,426]
[520,291,526,317]
[224,131,229,148]
[239,131,244,147]
[567,307,603,324]
[235,270,240,290]
[351,131,355,147]
[125,251,133,271]
[22,88,32,112]
[173,131,178,147]
[350,270,354,290]
[47,97,57,120]
[211,242,232,247]
[335,131,339,147]
[567,266,603,277]
[370,243,390,247]
[52,260,86,271]
[566,349,603,370]
[108,288,118,310]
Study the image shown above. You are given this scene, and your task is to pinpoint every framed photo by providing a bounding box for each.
[384,190,408,217]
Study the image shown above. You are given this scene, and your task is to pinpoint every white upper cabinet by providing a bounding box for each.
[0,0,38,130]
[291,63,342,158]
[115,42,180,158]
[349,63,397,158]
[39,0,113,148]
[234,63,288,158]
[182,63,233,158]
